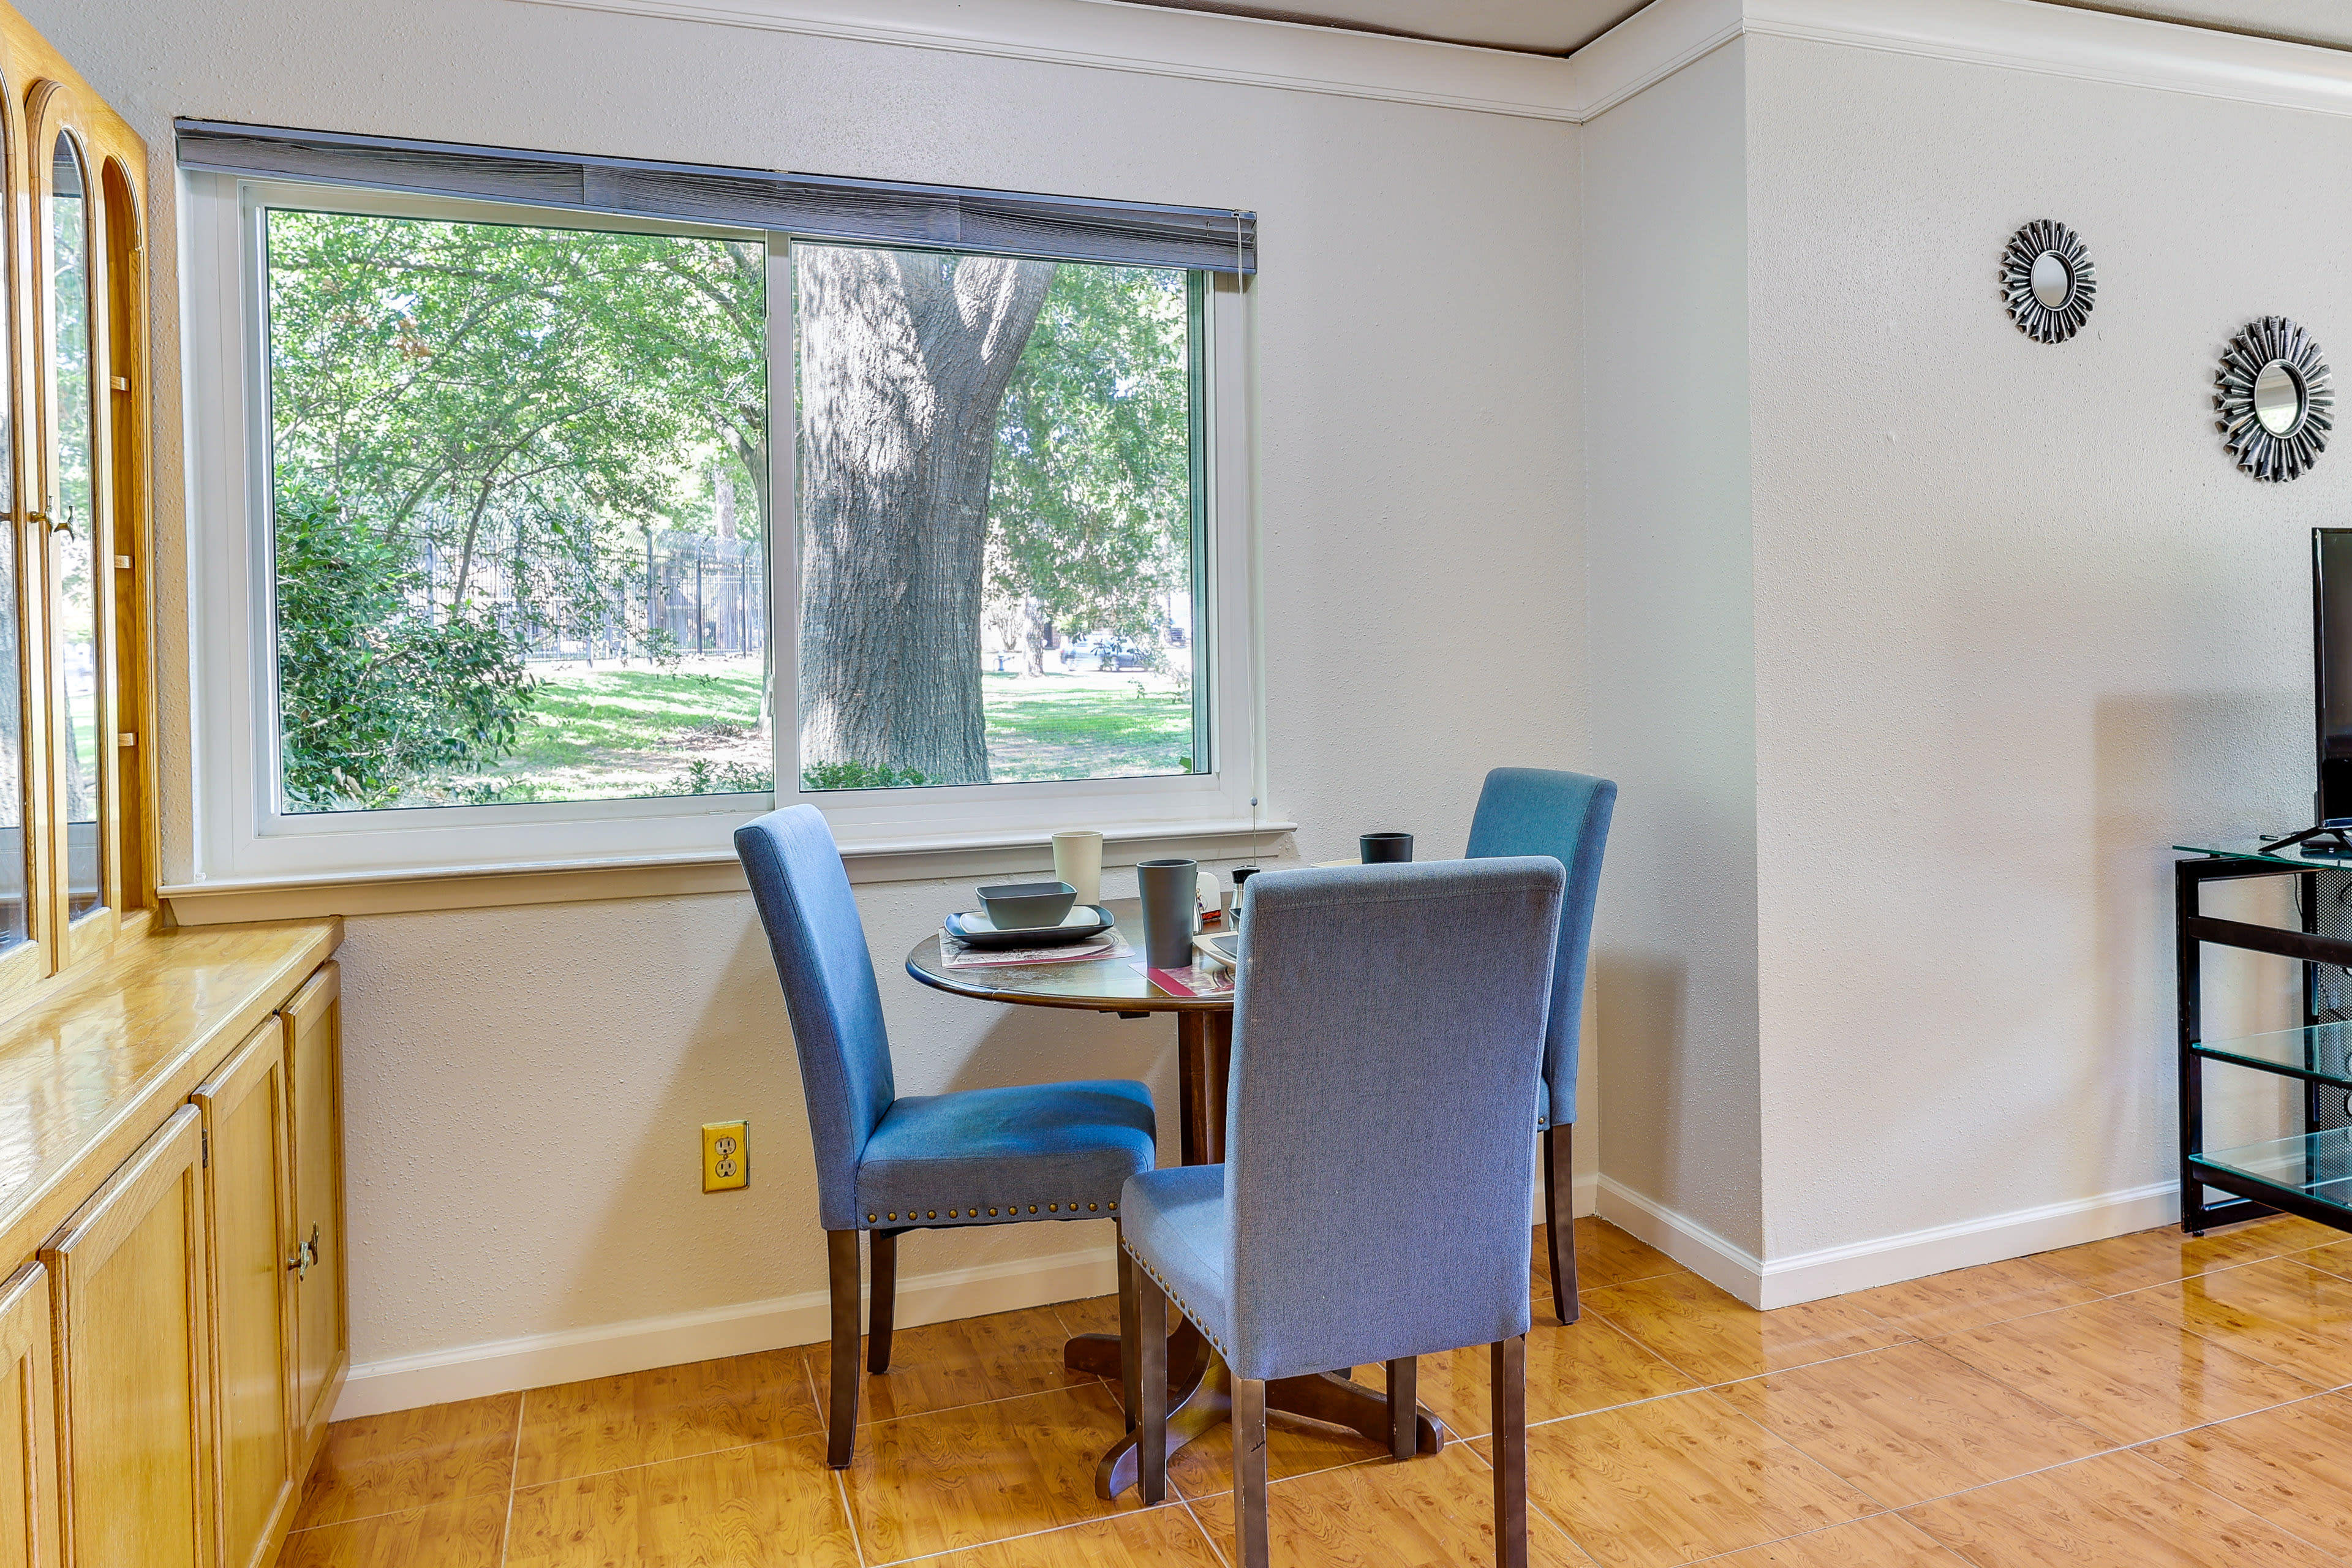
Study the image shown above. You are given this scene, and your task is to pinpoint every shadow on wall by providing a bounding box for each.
[546,900,1186,1337]
[1591,950,1687,1208]
[552,907,818,1335]
[2092,688,2305,1204]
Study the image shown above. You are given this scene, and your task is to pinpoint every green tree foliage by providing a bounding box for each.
[274,487,537,809]
[987,266,1191,673]
[268,205,1191,800]
[266,211,766,803]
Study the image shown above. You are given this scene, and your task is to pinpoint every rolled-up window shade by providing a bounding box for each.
[175,119,1257,274]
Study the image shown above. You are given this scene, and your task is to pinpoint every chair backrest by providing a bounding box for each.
[735,805,895,1231]
[1466,767,1616,1122]
[1223,858,1563,1381]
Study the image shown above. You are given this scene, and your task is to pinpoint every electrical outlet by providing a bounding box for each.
[703,1120,748,1192]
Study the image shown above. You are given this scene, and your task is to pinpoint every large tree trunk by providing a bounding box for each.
[797,250,1055,785]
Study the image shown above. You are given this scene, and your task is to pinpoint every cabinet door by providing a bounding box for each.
[0,1264,58,1568]
[42,1105,213,1568]
[192,1025,295,1568]
[279,963,345,1463]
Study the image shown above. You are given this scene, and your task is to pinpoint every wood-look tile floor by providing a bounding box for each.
[281,1213,2352,1567]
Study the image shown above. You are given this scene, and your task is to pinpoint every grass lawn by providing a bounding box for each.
[427,662,1195,802]
[981,672,1195,782]
[453,659,769,803]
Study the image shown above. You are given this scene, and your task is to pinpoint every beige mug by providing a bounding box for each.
[1052,830,1104,907]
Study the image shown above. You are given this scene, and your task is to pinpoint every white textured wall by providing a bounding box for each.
[37,0,1586,1370]
[1582,40,1762,1255]
[1744,32,2326,1260]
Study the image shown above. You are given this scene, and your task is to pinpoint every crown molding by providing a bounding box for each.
[1569,0,1741,119]
[1746,0,2352,117]
[511,0,1585,120]
[1569,0,2352,122]
[511,0,2352,128]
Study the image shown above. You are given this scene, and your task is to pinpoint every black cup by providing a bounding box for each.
[1360,832,1414,864]
[1136,858,1199,968]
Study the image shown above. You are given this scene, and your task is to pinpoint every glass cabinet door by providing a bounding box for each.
[0,15,160,993]
[47,131,101,925]
[0,109,25,956]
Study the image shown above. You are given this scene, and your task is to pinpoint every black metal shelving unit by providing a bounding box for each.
[2176,840,2352,1234]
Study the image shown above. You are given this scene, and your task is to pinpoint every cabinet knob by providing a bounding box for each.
[287,1224,318,1279]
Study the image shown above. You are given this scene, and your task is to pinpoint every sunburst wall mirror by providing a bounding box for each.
[2000,220,2095,343]
[2217,317,2332,482]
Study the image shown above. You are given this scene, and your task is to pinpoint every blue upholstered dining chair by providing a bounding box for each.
[1467,766,1615,1325]
[1121,858,1564,1568]
[735,805,1159,1468]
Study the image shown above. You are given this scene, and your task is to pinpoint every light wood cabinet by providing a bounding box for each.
[0,1264,58,1568]
[279,962,346,1468]
[193,1025,297,1568]
[43,1106,216,1568]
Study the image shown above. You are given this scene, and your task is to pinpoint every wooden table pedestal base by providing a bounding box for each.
[1065,1325,1446,1501]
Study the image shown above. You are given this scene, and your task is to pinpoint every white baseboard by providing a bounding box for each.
[1594,1177,1770,1300]
[1594,1175,2182,1309]
[341,1168,1605,1419]
[344,1170,2153,1415]
[334,1243,1120,1420]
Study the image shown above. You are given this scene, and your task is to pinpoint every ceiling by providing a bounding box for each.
[2041,1,2352,52]
[1112,0,1649,55]
[1114,0,2352,56]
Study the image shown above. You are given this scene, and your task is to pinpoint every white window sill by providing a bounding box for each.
[158,816,1298,924]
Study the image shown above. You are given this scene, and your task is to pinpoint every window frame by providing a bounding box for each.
[180,173,1262,886]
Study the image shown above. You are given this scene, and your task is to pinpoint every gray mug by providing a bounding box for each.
[1136,858,1199,968]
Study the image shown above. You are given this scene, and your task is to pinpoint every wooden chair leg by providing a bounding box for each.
[1136,1268,1169,1504]
[1236,1375,1270,1568]
[826,1230,861,1468]
[1116,1224,1140,1433]
[1544,1123,1580,1324]
[1385,1356,1417,1460]
[1492,1334,1527,1568]
[867,1229,897,1374]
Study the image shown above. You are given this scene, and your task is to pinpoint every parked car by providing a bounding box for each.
[1057,634,1149,670]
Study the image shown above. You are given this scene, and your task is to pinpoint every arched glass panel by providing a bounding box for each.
[0,107,26,951]
[50,134,99,919]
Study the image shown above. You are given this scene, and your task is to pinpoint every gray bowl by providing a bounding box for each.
[977,880,1077,931]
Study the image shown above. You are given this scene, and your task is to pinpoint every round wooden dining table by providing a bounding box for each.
[905,897,1446,1501]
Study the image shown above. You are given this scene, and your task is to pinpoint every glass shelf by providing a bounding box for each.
[2196,1022,2352,1090]
[2176,837,2352,870]
[2193,1126,2352,1213]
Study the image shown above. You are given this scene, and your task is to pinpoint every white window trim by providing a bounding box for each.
[176,172,1267,891]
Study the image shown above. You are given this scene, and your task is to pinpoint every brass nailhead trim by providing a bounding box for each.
[867,1213,878,1223]
[888,1200,1121,1223]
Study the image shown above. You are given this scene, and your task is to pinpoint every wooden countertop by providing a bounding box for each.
[0,917,342,1264]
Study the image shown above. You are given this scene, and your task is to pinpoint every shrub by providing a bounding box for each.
[799,760,930,791]
[276,486,539,809]
[641,627,684,672]
[673,758,776,795]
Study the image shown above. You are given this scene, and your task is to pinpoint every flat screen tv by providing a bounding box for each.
[2317,529,2352,821]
